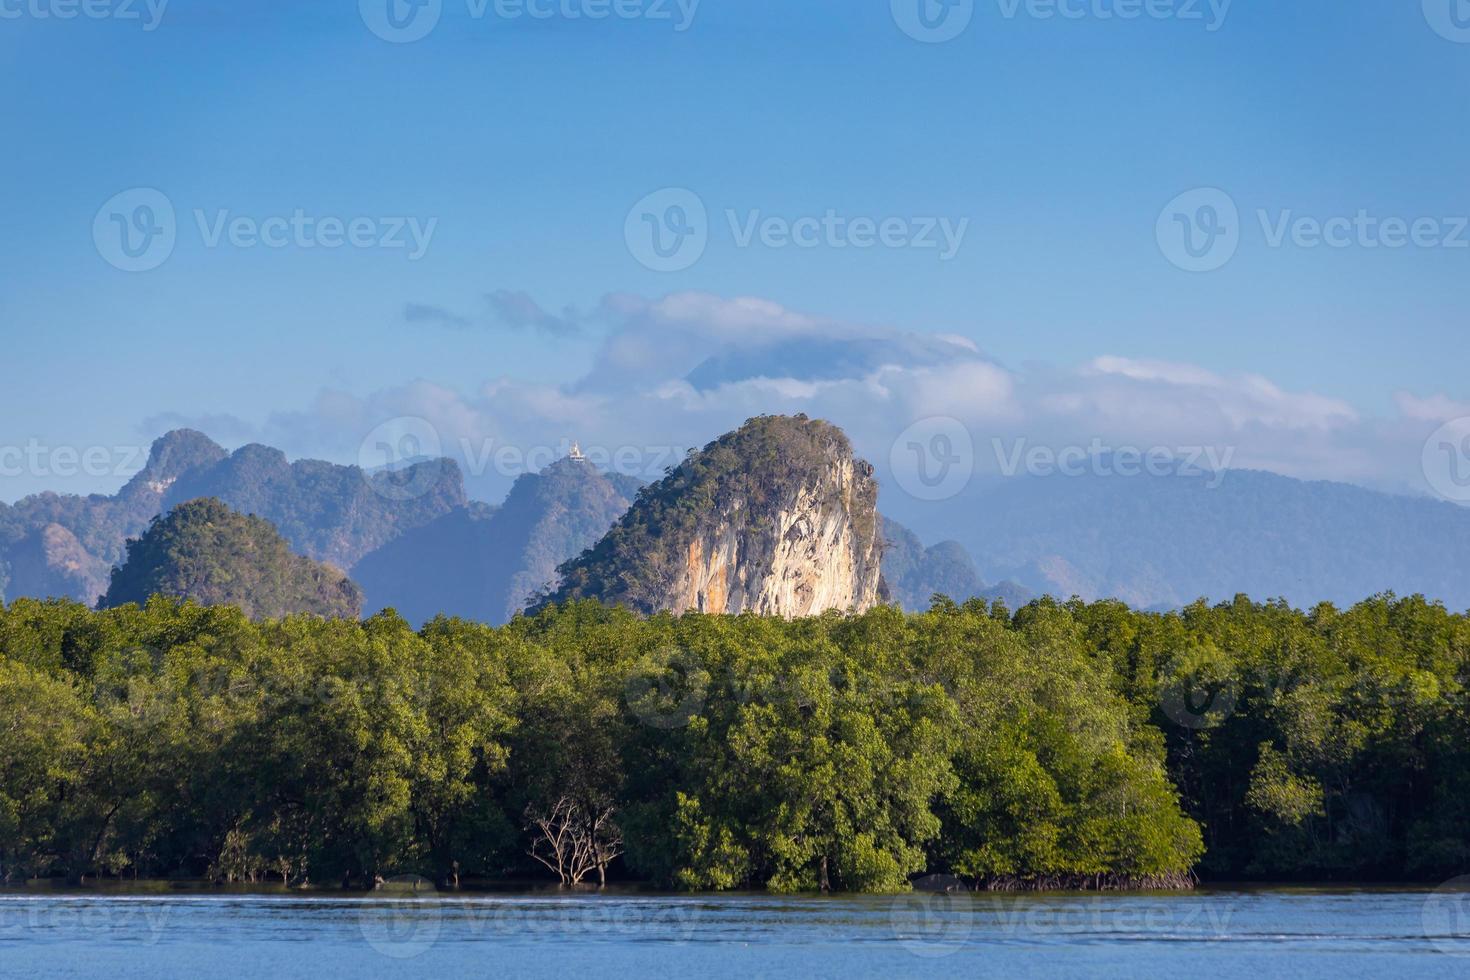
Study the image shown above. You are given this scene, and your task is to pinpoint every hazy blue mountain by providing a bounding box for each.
[4,524,112,607]
[976,579,1039,610]
[920,469,1470,610]
[880,516,983,609]
[880,516,1036,612]
[350,502,501,624]
[353,457,642,626]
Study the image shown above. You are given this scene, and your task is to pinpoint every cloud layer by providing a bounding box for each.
[149,291,1468,518]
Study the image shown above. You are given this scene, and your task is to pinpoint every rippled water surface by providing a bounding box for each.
[2,886,1467,978]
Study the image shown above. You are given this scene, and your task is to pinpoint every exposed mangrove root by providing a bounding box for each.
[977,871,1197,892]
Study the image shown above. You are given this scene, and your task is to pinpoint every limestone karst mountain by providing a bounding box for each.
[8,420,1470,617]
[547,415,885,617]
[100,497,363,620]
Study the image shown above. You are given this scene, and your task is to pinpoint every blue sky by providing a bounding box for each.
[3,0,1469,505]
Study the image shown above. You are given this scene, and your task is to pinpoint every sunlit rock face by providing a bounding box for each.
[548,415,884,618]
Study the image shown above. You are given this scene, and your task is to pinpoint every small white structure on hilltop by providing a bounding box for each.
[568,442,586,462]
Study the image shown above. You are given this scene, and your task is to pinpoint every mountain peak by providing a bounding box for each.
[128,430,228,495]
[101,497,362,620]
[548,414,883,617]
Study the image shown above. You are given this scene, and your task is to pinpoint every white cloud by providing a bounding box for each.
[1395,392,1470,423]
[151,291,1466,507]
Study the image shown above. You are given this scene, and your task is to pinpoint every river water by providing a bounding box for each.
[2,885,1468,977]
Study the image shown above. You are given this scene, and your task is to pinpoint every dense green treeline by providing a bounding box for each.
[0,593,1465,891]
[1071,593,1470,880]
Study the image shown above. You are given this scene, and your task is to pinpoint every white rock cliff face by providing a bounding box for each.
[548,416,888,618]
[670,455,883,617]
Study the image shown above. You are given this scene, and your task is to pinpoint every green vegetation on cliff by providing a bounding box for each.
[100,498,363,620]
[549,415,881,614]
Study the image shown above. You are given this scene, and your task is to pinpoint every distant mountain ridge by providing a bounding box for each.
[920,468,1470,611]
[353,457,643,626]
[880,517,1034,612]
[163,439,464,569]
[0,429,462,606]
[5,421,1470,616]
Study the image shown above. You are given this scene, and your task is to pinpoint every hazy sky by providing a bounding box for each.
[4,0,1469,506]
